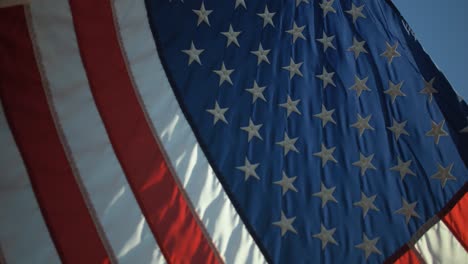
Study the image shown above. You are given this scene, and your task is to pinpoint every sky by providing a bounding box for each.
[391,0,468,100]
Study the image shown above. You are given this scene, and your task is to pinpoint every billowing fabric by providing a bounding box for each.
[0,0,466,263]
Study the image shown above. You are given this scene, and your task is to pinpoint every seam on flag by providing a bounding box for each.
[384,183,467,263]
[0,5,113,263]
[26,0,168,262]
[441,192,468,252]
[407,244,426,264]
[66,1,220,263]
[114,0,267,262]
[0,101,61,263]
[414,220,468,263]
[392,248,423,264]
[25,5,118,262]
[109,2,224,262]
[143,0,273,261]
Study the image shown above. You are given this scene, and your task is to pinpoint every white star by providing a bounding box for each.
[431,163,457,188]
[353,192,379,218]
[345,3,366,23]
[313,182,338,208]
[181,41,204,65]
[221,24,242,47]
[235,0,246,9]
[351,114,374,137]
[236,158,260,181]
[296,0,309,7]
[257,5,276,28]
[316,67,336,89]
[272,211,298,237]
[387,119,410,140]
[250,43,271,65]
[282,58,304,79]
[390,157,416,181]
[313,143,337,167]
[352,153,376,176]
[192,2,212,27]
[425,120,448,144]
[279,95,301,117]
[355,234,382,260]
[213,62,234,86]
[384,80,406,103]
[276,132,299,156]
[348,37,368,59]
[314,104,336,127]
[381,42,401,64]
[319,0,336,17]
[245,80,267,103]
[313,224,338,249]
[206,101,229,125]
[395,198,420,224]
[420,77,438,102]
[349,75,371,97]
[240,118,263,142]
[286,22,306,43]
[274,171,298,196]
[317,32,336,52]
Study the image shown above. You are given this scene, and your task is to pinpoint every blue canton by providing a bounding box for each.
[145,0,468,262]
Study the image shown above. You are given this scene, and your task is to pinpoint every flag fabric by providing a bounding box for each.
[0,0,467,263]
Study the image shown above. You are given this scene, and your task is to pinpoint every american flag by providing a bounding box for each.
[0,0,466,263]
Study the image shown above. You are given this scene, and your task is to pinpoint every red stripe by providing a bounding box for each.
[442,191,468,252]
[393,248,421,264]
[0,6,110,264]
[67,1,220,263]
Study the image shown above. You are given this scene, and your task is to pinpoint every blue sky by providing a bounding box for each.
[391,0,468,100]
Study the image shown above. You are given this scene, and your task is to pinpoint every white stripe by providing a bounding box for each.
[0,103,61,264]
[112,1,267,263]
[414,220,468,263]
[28,1,166,263]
